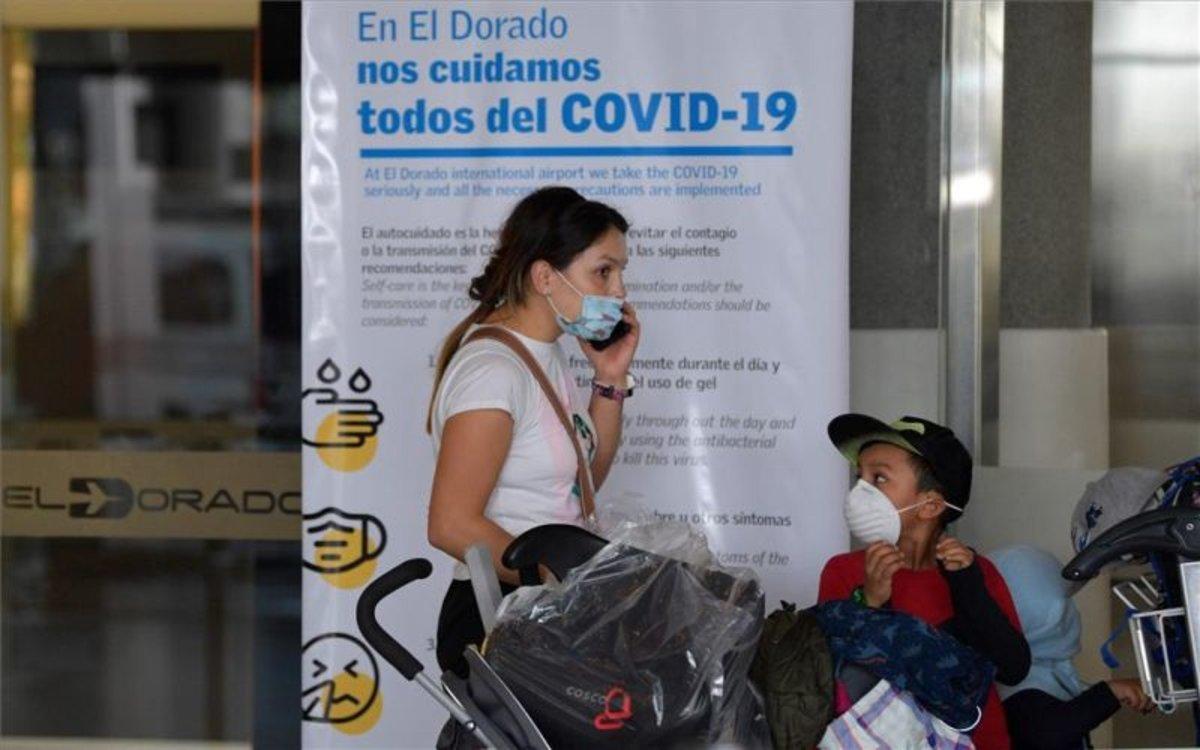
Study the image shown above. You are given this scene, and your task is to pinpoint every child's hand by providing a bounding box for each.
[864,542,905,607]
[935,536,976,571]
[1107,679,1154,713]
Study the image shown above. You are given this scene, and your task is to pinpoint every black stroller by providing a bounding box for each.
[357,523,766,749]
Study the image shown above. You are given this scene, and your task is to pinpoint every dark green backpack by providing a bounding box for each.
[749,602,835,749]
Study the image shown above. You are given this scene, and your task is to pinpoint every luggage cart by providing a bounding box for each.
[1064,506,1200,712]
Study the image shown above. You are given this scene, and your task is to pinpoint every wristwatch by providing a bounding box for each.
[592,373,636,402]
[852,585,888,608]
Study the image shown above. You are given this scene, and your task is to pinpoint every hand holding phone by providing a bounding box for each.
[589,320,631,351]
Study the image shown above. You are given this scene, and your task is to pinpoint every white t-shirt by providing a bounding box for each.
[432,324,597,579]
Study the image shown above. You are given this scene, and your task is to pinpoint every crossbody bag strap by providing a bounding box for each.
[463,327,596,520]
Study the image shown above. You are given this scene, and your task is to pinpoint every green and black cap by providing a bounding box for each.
[828,413,973,521]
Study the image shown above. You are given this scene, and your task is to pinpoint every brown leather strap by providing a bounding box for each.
[463,326,596,520]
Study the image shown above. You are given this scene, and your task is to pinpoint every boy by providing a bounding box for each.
[818,414,1031,750]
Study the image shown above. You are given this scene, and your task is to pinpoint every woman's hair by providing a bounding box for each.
[426,186,629,432]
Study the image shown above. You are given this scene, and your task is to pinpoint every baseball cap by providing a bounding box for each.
[828,413,974,521]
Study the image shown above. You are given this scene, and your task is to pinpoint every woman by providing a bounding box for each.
[426,186,639,677]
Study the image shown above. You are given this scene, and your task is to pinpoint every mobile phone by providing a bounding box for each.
[590,320,631,351]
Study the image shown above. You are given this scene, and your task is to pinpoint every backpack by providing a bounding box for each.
[750,602,835,749]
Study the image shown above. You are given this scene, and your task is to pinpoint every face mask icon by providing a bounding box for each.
[303,507,387,575]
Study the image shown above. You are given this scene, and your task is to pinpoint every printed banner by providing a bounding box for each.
[302,2,852,744]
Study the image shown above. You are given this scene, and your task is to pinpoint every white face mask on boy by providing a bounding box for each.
[843,479,963,545]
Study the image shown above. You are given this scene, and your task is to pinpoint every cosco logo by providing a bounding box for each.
[565,686,606,705]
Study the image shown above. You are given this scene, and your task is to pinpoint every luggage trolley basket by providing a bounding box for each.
[356,523,767,749]
[1064,507,1200,712]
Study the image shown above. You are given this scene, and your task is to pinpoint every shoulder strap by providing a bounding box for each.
[463,326,595,520]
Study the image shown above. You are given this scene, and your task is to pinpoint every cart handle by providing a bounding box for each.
[1064,507,1200,582]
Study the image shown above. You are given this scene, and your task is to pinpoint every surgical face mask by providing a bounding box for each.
[547,270,624,341]
[844,479,962,545]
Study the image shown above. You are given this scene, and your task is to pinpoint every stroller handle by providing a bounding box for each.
[356,557,433,681]
[1063,507,1200,581]
[502,523,609,585]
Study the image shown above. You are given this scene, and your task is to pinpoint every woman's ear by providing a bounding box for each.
[529,259,554,296]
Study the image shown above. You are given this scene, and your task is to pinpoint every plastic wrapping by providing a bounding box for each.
[485,520,768,748]
[593,493,718,569]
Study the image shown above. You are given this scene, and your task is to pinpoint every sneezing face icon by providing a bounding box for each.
[301,632,382,734]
